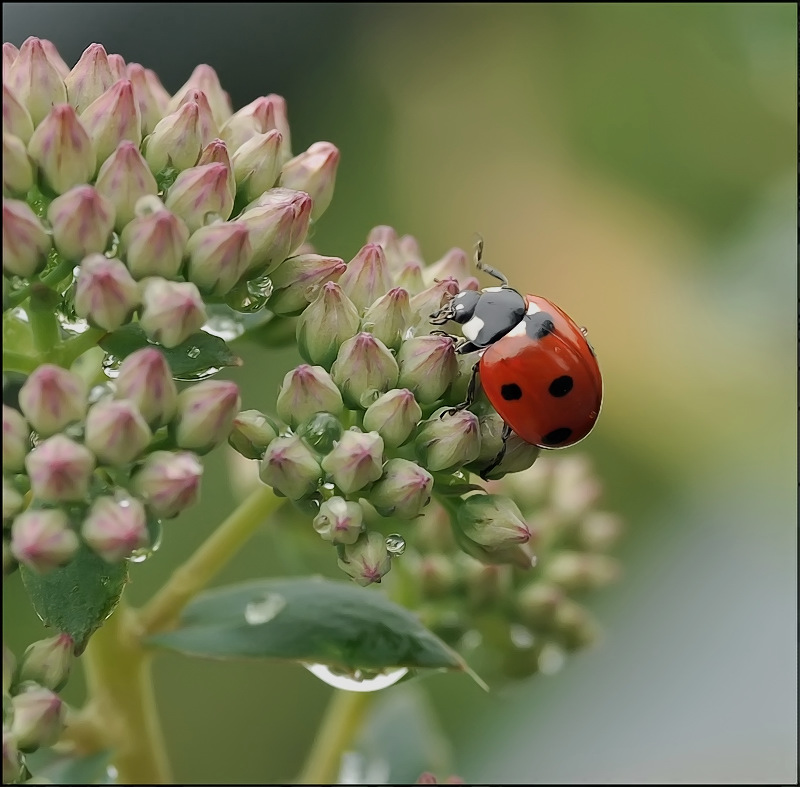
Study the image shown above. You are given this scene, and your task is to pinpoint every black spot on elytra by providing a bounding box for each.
[526,313,555,340]
[500,383,522,400]
[548,375,573,397]
[542,427,572,445]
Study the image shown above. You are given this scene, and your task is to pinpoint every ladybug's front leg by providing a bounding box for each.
[480,423,513,480]
[440,361,479,418]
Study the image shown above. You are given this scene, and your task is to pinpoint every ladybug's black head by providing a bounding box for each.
[430,289,481,325]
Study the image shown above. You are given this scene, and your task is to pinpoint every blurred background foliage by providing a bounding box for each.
[3,3,796,783]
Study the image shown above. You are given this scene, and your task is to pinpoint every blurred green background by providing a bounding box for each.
[3,3,796,783]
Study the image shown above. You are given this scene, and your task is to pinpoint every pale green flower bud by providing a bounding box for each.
[297,412,343,455]
[330,333,399,409]
[3,83,34,143]
[82,495,148,563]
[170,65,233,127]
[64,42,114,114]
[417,553,457,598]
[19,365,87,437]
[554,599,599,651]
[478,433,540,479]
[39,39,69,78]
[80,79,142,167]
[459,554,513,608]
[197,138,236,198]
[259,435,322,500]
[2,405,30,472]
[25,435,95,503]
[2,199,50,278]
[10,683,64,751]
[10,509,79,573]
[414,409,480,473]
[47,185,114,261]
[470,410,505,467]
[3,133,33,196]
[164,163,234,232]
[6,37,67,126]
[275,365,343,428]
[133,451,202,518]
[139,278,207,348]
[393,258,425,295]
[174,380,240,453]
[144,102,204,174]
[313,496,363,544]
[231,129,283,203]
[185,221,252,296]
[338,243,392,311]
[127,63,164,136]
[362,388,422,448]
[95,141,159,231]
[28,104,95,195]
[169,89,219,148]
[18,633,74,691]
[220,94,290,159]
[108,53,127,81]
[544,551,621,592]
[409,278,460,329]
[74,254,140,331]
[516,581,564,627]
[278,141,339,220]
[297,281,360,369]
[114,348,177,428]
[337,530,392,586]
[84,399,152,466]
[2,728,23,784]
[456,494,532,551]
[397,335,459,403]
[119,201,190,280]
[140,66,171,115]
[361,287,410,350]
[321,430,384,495]
[366,225,403,270]
[422,247,469,286]
[370,458,433,519]
[228,409,280,460]
[269,253,347,316]
[3,477,23,521]
[575,512,623,552]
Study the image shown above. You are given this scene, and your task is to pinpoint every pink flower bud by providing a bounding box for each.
[47,185,115,260]
[275,365,343,427]
[279,141,339,220]
[74,254,140,331]
[127,63,164,136]
[313,496,364,545]
[164,162,234,232]
[228,409,279,460]
[197,138,236,197]
[2,199,51,278]
[457,494,532,550]
[39,39,69,78]
[174,380,241,453]
[139,278,207,348]
[397,335,459,403]
[370,458,433,519]
[5,37,67,126]
[170,64,232,126]
[394,258,425,294]
[3,728,23,784]
[142,67,171,115]
[64,42,114,114]
[27,104,95,194]
[232,129,283,202]
[337,531,392,586]
[119,202,190,279]
[321,430,384,495]
[3,83,34,142]
[25,434,95,503]
[330,333,399,409]
[361,287,411,350]
[10,509,79,572]
[168,89,218,147]
[113,347,177,427]
[3,41,19,75]
[19,633,74,691]
[414,409,481,473]
[338,243,392,311]
[80,79,142,166]
[362,389,422,448]
[220,94,290,157]
[82,495,149,562]
[409,278,460,329]
[423,247,470,286]
[366,225,403,270]
[144,102,204,174]
[10,682,65,751]
[268,253,347,315]
[107,53,127,81]
[95,141,159,230]
[3,404,30,472]
[259,435,322,500]
[133,450,203,518]
[19,364,87,436]
[3,133,34,196]
[296,281,360,369]
[185,221,252,296]
[84,399,152,466]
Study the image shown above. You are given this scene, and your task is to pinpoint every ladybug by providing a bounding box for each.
[430,237,602,478]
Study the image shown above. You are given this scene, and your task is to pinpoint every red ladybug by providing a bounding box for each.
[430,238,602,477]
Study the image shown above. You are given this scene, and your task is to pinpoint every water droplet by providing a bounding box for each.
[186,346,200,359]
[171,365,222,382]
[337,751,390,786]
[509,624,536,649]
[459,629,483,651]
[244,592,286,625]
[101,354,121,379]
[203,313,245,342]
[247,273,273,300]
[538,643,566,675]
[88,382,116,405]
[385,534,406,556]
[303,663,408,693]
[105,764,119,783]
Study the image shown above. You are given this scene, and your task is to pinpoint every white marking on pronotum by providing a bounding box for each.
[484,286,504,293]
[526,301,541,315]
[461,316,484,341]
[454,303,465,311]
[507,320,528,338]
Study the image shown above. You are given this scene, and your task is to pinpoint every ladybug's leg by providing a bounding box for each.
[473,235,508,287]
[480,423,513,480]
[440,362,479,418]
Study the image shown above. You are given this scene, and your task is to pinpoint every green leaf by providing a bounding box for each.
[99,324,241,381]
[147,577,474,677]
[21,543,128,653]
[25,749,114,785]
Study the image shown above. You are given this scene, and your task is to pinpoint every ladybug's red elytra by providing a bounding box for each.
[430,237,603,478]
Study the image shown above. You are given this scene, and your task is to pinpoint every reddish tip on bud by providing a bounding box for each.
[174,380,241,453]
[171,64,233,127]
[366,225,404,270]
[362,388,422,448]
[338,243,392,311]
[6,37,68,126]
[370,458,433,519]
[185,220,253,296]
[169,89,219,147]
[80,79,142,167]
[114,347,178,427]
[84,399,152,465]
[197,138,236,195]
[3,132,34,196]
[232,129,284,203]
[423,247,470,286]
[220,94,291,158]
[25,434,96,503]
[259,435,322,500]
[119,202,190,280]
[276,365,343,428]
[18,364,87,436]
[361,287,411,350]
[3,83,35,143]
[18,633,74,691]
[74,254,140,331]
[82,495,149,562]
[47,185,115,260]
[2,199,51,278]
[144,102,204,174]
[139,278,207,347]
[296,281,359,369]
[164,162,234,232]
[330,332,399,409]
[95,140,159,230]
[313,496,364,545]
[409,278,461,330]
[397,335,459,403]
[268,253,347,315]
[10,509,79,573]
[414,409,481,473]
[279,141,339,221]
[456,494,532,550]
[337,531,392,586]
[133,451,203,518]
[320,430,384,494]
[3,404,30,472]
[64,42,114,114]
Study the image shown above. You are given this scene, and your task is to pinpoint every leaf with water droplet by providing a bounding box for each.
[21,542,128,653]
[146,577,485,686]
[99,324,241,381]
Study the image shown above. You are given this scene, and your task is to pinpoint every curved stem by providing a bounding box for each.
[56,327,106,367]
[2,349,39,374]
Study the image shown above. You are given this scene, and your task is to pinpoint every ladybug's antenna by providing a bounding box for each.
[473,234,508,287]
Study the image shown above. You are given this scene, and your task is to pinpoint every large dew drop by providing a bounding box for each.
[303,663,408,693]
[244,592,286,625]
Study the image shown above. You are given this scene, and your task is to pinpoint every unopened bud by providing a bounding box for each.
[575,512,623,552]
[228,410,280,459]
[119,203,189,280]
[320,430,384,495]
[133,451,203,518]
[2,200,51,278]
[370,458,432,519]
[113,347,177,427]
[127,63,164,136]
[6,37,68,126]
[3,477,23,521]
[296,282,359,369]
[2,729,23,784]
[48,185,114,260]
[139,278,207,348]
[93,141,159,230]
[3,133,33,196]
[360,288,410,351]
[231,129,283,202]
[544,551,621,592]
[74,254,140,331]
[197,138,236,196]
[169,89,218,147]
[456,494,531,551]
[459,555,513,607]
[365,226,403,270]
[19,365,87,437]
[10,683,64,751]
[185,221,252,296]
[3,84,34,143]
[330,333,399,409]
[337,530,392,586]
[144,102,204,174]
[174,380,240,453]
[25,435,95,503]
[554,599,599,651]
[362,388,422,448]
[220,94,290,158]
[107,53,127,81]
[18,633,74,691]
[170,65,232,127]
[550,455,602,518]
[80,79,142,166]
[313,496,363,544]
[275,365,343,428]
[164,163,234,232]
[64,43,114,114]
[269,253,347,316]
[414,409,480,473]
[423,247,469,286]
[10,509,79,573]
[278,141,339,220]
[82,495,148,563]
[409,278,460,328]
[394,258,425,294]
[397,335,458,403]
[259,435,321,500]
[516,581,565,627]
[84,399,152,466]
[417,553,458,598]
[338,243,391,311]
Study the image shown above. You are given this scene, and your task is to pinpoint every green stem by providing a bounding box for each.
[55,327,106,367]
[296,690,373,785]
[6,258,74,309]
[28,305,59,358]
[1,349,39,374]
[137,485,284,635]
